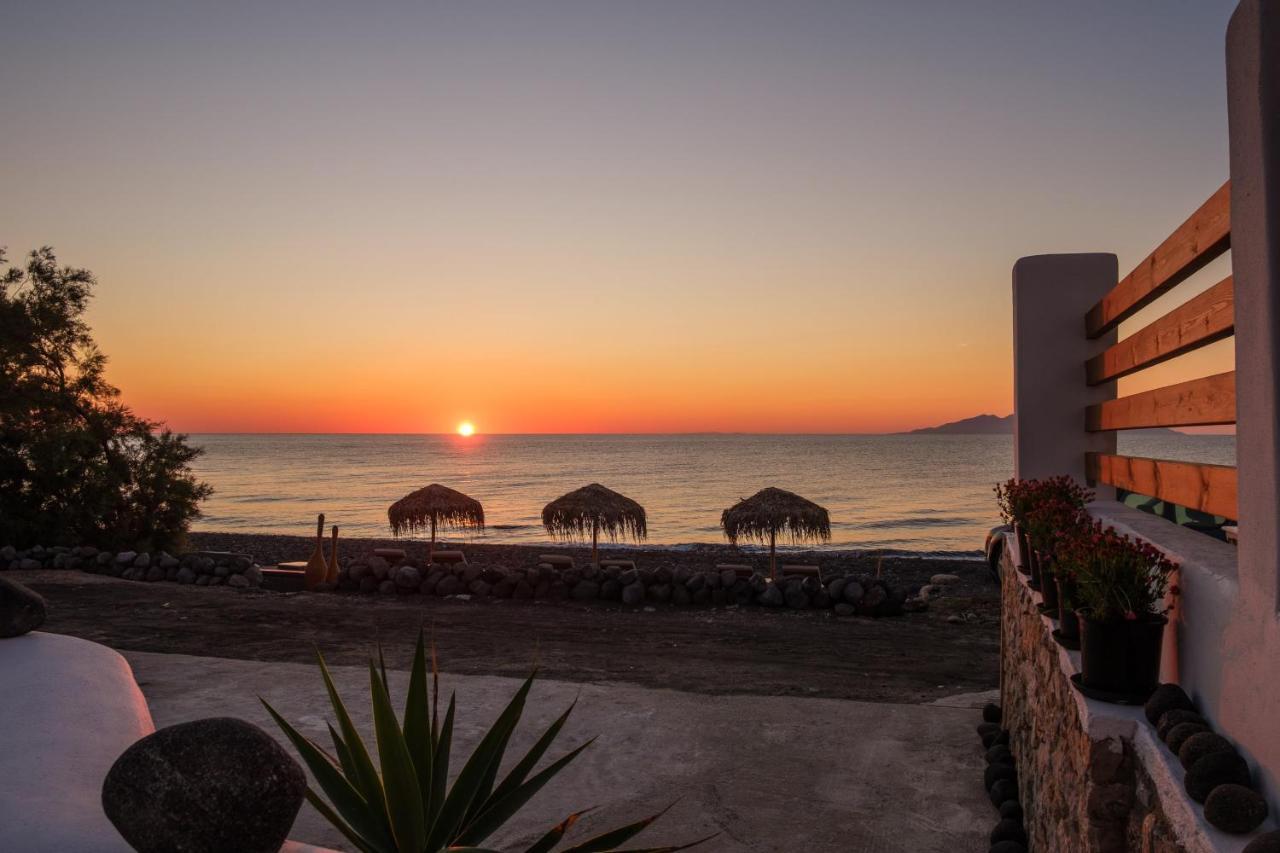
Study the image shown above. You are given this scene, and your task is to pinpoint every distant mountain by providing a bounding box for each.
[906,414,1182,437]
[907,414,1012,435]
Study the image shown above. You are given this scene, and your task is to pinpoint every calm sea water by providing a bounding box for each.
[186,433,1236,556]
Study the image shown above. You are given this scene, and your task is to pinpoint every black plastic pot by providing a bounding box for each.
[1015,526,1031,575]
[1038,560,1059,614]
[1028,548,1041,591]
[1078,612,1167,700]
[1056,576,1080,649]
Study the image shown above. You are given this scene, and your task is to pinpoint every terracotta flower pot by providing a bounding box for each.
[1078,612,1167,700]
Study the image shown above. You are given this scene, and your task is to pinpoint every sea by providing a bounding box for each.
[186,433,1236,557]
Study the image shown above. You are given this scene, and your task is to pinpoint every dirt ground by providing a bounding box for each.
[20,556,999,704]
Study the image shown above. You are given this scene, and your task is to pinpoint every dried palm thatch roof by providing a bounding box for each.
[388,484,485,537]
[541,483,647,542]
[721,487,831,546]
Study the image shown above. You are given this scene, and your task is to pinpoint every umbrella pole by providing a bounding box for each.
[769,529,777,581]
[592,521,598,568]
[429,516,436,565]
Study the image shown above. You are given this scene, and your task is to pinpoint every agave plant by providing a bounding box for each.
[263,632,706,853]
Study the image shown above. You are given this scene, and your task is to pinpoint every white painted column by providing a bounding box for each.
[1221,0,1280,807]
[1012,254,1118,483]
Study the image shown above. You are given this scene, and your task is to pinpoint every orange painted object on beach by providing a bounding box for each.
[325,525,340,585]
[304,513,328,590]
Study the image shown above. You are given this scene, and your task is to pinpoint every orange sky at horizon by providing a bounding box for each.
[2,2,1239,435]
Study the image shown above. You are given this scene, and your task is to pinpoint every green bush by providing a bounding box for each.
[264,632,709,853]
[0,247,211,550]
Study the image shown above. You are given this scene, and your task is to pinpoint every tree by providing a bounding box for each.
[0,246,212,550]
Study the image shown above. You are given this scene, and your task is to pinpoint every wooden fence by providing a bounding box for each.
[1081,181,1239,522]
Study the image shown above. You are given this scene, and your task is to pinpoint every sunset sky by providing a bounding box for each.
[1,1,1238,434]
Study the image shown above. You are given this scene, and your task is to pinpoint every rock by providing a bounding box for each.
[227,574,249,588]
[720,569,738,588]
[492,578,515,598]
[810,590,831,609]
[860,584,887,615]
[97,551,115,566]
[621,581,645,605]
[102,717,305,853]
[546,581,569,601]
[145,566,165,582]
[158,552,180,569]
[647,583,672,603]
[1244,831,1280,853]
[998,800,1023,821]
[930,573,962,586]
[358,577,378,594]
[116,551,138,565]
[986,744,1013,766]
[0,577,47,637]
[990,819,1027,845]
[834,602,856,617]
[599,578,621,601]
[671,584,692,605]
[784,585,809,609]
[842,581,864,605]
[685,572,706,592]
[983,703,1002,724]
[1179,731,1236,770]
[513,580,534,599]
[436,576,462,596]
[759,584,784,608]
[214,564,231,578]
[1166,722,1210,754]
[468,580,491,598]
[903,596,929,612]
[176,567,196,585]
[0,546,14,561]
[918,584,940,602]
[1145,683,1195,726]
[561,569,582,587]
[654,566,672,584]
[394,565,421,589]
[988,778,1018,808]
[978,721,1000,739]
[133,553,151,568]
[1204,784,1268,834]
[571,580,600,601]
[1185,750,1251,802]
[988,842,1027,853]
[377,580,396,595]
[619,568,639,587]
[481,567,505,584]
[242,566,263,587]
[1157,709,1208,741]
[367,555,389,576]
[18,558,42,571]
[984,763,1017,791]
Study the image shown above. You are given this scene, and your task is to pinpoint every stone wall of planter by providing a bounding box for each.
[997,536,1257,852]
[0,545,264,588]
[335,553,929,616]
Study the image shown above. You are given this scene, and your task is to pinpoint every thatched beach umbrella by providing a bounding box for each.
[542,483,647,567]
[388,483,484,563]
[721,487,831,580]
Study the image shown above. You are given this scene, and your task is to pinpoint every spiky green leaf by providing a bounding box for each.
[369,661,428,852]
[404,629,434,816]
[558,803,675,853]
[304,788,384,853]
[522,809,593,853]
[316,650,388,819]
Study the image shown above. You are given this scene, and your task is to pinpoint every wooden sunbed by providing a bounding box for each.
[374,548,407,562]
[716,563,754,577]
[539,554,574,569]
[598,558,636,571]
[430,550,467,565]
[262,565,306,592]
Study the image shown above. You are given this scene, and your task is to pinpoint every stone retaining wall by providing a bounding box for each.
[0,545,264,588]
[999,537,1232,853]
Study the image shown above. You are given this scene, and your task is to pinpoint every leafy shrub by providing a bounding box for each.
[1063,519,1179,622]
[0,247,211,549]
[264,632,709,852]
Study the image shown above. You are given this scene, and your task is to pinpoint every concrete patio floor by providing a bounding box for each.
[126,651,994,852]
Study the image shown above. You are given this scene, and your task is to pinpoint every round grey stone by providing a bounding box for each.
[102,717,305,853]
[0,577,46,637]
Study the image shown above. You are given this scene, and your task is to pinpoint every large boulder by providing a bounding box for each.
[1204,784,1269,834]
[0,577,46,637]
[621,582,645,605]
[1185,750,1251,802]
[102,717,305,853]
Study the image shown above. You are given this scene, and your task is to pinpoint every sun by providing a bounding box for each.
[457,421,475,437]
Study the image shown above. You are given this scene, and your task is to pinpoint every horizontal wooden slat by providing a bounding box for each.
[1086,371,1236,431]
[1086,452,1238,520]
[1086,276,1234,385]
[1085,181,1231,339]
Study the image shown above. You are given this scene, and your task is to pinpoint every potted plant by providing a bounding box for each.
[1051,515,1094,650]
[1073,521,1179,702]
[995,479,1034,575]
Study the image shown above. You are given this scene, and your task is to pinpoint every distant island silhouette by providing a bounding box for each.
[906,414,1182,436]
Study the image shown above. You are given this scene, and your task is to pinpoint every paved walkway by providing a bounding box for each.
[126,652,993,852]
